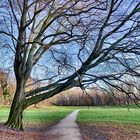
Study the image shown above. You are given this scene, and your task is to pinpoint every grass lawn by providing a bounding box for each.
[0,106,73,124]
[77,106,140,140]
[1,105,140,125]
[1,105,140,139]
[77,107,140,125]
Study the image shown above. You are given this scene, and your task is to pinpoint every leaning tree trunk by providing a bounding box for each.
[4,80,26,130]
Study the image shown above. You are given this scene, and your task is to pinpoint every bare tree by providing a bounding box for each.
[0,69,10,104]
[0,0,140,130]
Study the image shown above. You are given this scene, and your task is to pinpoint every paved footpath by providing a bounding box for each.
[45,110,82,140]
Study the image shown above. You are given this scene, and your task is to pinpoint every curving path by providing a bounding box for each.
[45,110,82,140]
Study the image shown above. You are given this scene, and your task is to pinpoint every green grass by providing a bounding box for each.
[0,106,73,123]
[0,107,9,122]
[77,107,140,125]
[1,106,140,125]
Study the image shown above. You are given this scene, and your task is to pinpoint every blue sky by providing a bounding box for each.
[0,0,139,89]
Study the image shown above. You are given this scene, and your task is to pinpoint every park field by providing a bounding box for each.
[77,107,140,125]
[0,105,140,139]
[0,106,74,131]
[77,106,140,140]
[0,106,140,124]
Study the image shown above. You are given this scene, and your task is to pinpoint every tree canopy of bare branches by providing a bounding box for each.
[0,0,140,130]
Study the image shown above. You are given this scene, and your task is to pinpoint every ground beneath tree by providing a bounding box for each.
[0,123,50,140]
[1,111,140,140]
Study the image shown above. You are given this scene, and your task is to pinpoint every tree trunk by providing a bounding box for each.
[4,80,26,130]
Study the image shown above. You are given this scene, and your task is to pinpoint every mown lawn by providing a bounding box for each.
[1,105,140,125]
[0,106,73,123]
[77,106,140,140]
[77,107,140,125]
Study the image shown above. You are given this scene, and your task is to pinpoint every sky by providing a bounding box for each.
[0,0,140,90]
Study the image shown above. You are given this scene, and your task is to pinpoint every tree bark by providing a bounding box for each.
[4,80,26,130]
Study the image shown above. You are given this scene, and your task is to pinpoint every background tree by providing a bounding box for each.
[0,69,10,105]
[0,0,140,130]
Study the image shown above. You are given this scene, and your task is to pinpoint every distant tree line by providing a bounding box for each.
[1,79,139,107]
[0,69,139,107]
[46,87,139,106]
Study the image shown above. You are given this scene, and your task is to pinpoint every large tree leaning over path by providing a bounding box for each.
[0,0,140,130]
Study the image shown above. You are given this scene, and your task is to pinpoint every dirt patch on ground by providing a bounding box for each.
[24,122,56,132]
[0,123,56,140]
[1,122,140,140]
[79,123,140,140]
